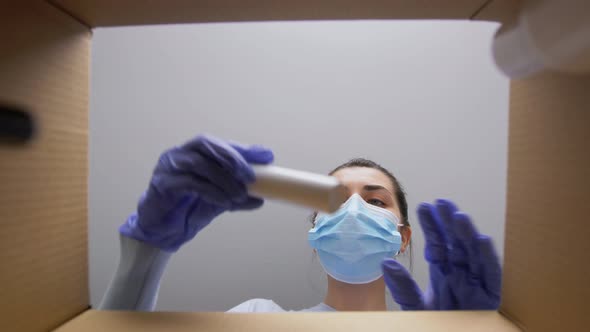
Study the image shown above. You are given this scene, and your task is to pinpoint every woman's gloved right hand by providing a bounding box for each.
[119,135,274,252]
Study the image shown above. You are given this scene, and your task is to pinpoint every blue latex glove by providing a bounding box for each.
[382,199,502,310]
[120,135,274,252]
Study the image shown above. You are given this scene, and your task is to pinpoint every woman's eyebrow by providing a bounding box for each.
[363,184,394,197]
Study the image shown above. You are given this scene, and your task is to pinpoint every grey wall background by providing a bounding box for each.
[90,21,509,311]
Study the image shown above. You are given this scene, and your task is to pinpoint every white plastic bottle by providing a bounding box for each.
[492,0,590,78]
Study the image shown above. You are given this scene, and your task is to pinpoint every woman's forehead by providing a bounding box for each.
[332,167,394,192]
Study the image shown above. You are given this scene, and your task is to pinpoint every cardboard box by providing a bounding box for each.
[1,1,588,331]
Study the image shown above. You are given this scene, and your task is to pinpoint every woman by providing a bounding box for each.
[101,135,501,312]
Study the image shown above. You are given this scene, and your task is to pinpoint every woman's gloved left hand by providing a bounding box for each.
[382,199,502,310]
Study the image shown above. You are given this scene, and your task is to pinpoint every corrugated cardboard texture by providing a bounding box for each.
[56,310,520,332]
[501,72,590,330]
[0,1,91,331]
[52,0,494,27]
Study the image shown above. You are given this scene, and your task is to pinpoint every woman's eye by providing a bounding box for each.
[367,198,385,207]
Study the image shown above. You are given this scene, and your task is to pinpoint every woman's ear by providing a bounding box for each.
[399,226,412,253]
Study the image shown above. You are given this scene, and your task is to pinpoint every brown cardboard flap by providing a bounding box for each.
[55,310,520,332]
[51,0,495,27]
[0,1,90,331]
[502,72,590,330]
[472,0,522,23]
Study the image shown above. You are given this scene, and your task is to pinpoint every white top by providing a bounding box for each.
[228,299,335,312]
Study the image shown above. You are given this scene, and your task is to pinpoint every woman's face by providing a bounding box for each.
[331,166,412,252]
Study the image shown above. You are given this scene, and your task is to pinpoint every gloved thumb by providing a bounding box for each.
[230,142,274,165]
[382,258,425,310]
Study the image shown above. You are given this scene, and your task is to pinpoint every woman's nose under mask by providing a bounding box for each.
[308,194,403,284]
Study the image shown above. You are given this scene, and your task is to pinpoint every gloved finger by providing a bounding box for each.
[435,199,458,244]
[436,199,469,266]
[160,149,249,203]
[452,212,481,276]
[382,258,425,310]
[183,134,255,184]
[230,196,265,211]
[477,236,502,302]
[417,203,448,264]
[151,173,232,209]
[229,142,274,165]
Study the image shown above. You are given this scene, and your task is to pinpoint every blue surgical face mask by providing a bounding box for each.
[308,194,403,284]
